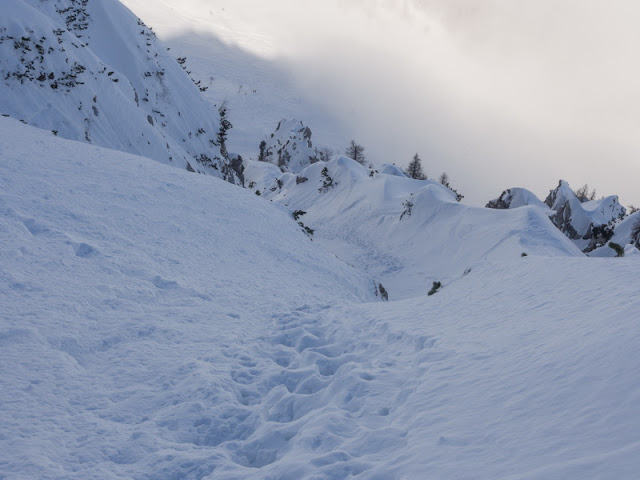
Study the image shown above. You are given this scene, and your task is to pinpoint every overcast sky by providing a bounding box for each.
[126,0,640,206]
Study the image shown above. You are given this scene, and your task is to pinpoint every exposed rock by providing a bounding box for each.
[259,119,319,173]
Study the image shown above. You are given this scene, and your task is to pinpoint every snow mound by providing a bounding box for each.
[486,187,551,211]
[379,163,407,177]
[249,157,582,299]
[0,0,241,181]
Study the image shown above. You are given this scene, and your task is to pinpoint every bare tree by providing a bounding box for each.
[345,140,365,165]
[315,146,334,163]
[574,184,597,202]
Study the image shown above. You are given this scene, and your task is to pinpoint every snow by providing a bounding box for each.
[3,2,640,478]
[250,156,583,299]
[2,112,640,479]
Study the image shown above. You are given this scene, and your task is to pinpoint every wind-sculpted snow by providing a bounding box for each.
[0,0,241,181]
[247,156,582,299]
[3,119,640,479]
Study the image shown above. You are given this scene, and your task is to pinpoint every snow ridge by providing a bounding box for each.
[245,156,582,299]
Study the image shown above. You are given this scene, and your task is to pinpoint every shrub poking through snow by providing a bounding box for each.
[298,222,314,237]
[609,242,625,257]
[374,282,389,301]
[378,283,389,301]
[521,252,528,257]
[318,167,335,192]
[400,199,413,220]
[292,210,306,221]
[428,281,442,296]
[438,172,464,202]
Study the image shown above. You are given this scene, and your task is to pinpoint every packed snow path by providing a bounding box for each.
[168,303,433,479]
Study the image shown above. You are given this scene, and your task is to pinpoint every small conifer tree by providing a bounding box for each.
[406,153,427,180]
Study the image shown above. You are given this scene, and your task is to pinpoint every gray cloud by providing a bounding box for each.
[275,0,640,206]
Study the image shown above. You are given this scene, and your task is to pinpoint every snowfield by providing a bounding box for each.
[2,117,640,479]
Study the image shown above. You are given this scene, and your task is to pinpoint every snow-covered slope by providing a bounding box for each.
[0,0,242,180]
[0,115,384,474]
[247,156,582,299]
[3,117,640,479]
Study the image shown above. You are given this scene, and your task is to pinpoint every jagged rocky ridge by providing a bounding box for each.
[0,0,243,183]
[487,180,627,253]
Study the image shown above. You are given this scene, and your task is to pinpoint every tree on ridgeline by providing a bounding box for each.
[405,153,427,180]
[345,140,366,165]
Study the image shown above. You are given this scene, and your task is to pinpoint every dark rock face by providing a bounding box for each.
[486,190,512,209]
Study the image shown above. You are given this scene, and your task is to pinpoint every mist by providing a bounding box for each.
[123,0,640,206]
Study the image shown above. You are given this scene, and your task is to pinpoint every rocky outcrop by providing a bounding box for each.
[544,180,626,251]
[258,119,320,173]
